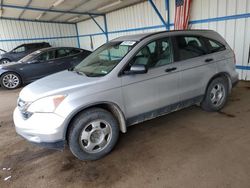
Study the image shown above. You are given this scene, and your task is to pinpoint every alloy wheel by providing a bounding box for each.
[2,73,20,89]
[79,120,112,153]
[210,83,225,107]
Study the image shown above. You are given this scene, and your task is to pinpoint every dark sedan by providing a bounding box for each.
[0,42,51,64]
[0,47,91,89]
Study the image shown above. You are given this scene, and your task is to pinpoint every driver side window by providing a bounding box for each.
[129,37,173,69]
[36,50,55,62]
[133,41,156,67]
[13,45,26,53]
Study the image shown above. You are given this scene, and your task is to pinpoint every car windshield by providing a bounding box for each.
[19,50,42,63]
[73,41,136,77]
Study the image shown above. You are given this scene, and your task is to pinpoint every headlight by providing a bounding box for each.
[27,95,66,113]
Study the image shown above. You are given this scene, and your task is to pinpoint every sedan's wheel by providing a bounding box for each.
[201,77,228,112]
[0,72,21,89]
[68,108,119,160]
[0,59,10,65]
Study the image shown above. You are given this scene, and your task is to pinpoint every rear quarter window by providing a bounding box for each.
[207,39,226,53]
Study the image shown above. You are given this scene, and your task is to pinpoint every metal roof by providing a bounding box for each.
[0,0,145,24]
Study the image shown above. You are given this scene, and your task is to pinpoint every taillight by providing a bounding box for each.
[226,42,236,64]
[233,51,236,64]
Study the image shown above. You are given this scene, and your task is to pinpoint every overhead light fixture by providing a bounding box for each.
[36,13,44,20]
[97,0,122,11]
[52,0,65,7]
[0,9,3,17]
[68,16,79,22]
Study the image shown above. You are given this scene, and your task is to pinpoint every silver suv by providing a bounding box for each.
[14,30,238,160]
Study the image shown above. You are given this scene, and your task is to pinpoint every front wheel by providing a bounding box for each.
[0,72,22,89]
[68,108,119,160]
[201,77,229,112]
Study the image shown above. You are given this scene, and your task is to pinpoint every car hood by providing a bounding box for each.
[19,70,103,102]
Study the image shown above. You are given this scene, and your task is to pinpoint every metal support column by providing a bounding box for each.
[75,23,81,48]
[165,0,170,30]
[103,14,109,42]
[89,14,109,43]
[148,0,168,30]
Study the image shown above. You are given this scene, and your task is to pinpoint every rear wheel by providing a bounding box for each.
[0,58,10,65]
[68,108,119,160]
[0,72,21,89]
[201,77,229,111]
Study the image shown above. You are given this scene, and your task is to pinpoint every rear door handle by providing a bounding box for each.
[165,67,177,72]
[205,58,214,62]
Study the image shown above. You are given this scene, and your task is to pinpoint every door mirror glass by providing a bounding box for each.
[125,64,147,75]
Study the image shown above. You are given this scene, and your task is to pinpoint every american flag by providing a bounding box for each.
[174,0,192,30]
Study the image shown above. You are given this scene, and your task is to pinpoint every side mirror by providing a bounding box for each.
[124,64,148,75]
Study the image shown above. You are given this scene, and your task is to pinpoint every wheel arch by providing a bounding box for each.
[0,58,11,61]
[205,72,232,95]
[65,102,127,141]
[0,58,11,64]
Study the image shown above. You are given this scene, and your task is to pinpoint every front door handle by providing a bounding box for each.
[165,67,177,72]
[205,58,214,62]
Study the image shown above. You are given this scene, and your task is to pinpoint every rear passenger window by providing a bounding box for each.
[175,36,207,61]
[207,39,225,53]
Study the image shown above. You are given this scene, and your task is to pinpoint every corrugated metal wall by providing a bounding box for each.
[77,0,250,80]
[0,19,78,52]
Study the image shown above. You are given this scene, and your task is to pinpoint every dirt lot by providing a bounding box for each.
[0,82,250,188]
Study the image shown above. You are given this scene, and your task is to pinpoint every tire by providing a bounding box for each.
[0,72,22,89]
[0,58,11,65]
[201,77,229,112]
[68,108,120,161]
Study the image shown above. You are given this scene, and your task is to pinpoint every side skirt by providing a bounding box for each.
[127,95,204,126]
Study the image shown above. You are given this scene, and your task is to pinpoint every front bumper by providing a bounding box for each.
[13,108,66,149]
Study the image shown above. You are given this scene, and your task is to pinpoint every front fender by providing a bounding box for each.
[61,101,127,141]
